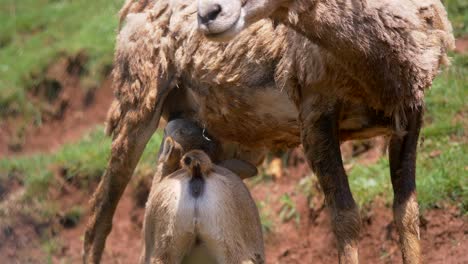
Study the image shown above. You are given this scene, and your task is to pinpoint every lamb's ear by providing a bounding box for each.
[159,136,175,163]
[219,159,258,179]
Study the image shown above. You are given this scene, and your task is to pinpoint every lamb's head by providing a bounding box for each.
[181,150,213,176]
[159,119,221,171]
[197,0,290,41]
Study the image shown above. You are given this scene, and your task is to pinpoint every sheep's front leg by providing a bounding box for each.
[83,108,160,264]
[299,96,360,264]
[389,107,423,264]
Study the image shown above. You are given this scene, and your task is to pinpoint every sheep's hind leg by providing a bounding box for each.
[83,108,160,264]
[389,107,423,264]
[299,97,360,264]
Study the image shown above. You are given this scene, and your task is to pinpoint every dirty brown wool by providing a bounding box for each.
[197,0,453,263]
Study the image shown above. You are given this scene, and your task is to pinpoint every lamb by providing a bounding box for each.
[141,120,263,263]
[82,0,454,263]
[149,118,259,187]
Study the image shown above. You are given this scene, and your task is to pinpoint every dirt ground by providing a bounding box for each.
[1,42,467,263]
[252,151,468,264]
[455,38,468,54]
[4,152,466,264]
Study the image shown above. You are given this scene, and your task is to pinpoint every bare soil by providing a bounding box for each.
[455,37,468,54]
[3,147,466,264]
[3,165,465,264]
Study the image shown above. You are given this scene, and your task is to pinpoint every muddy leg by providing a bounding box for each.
[389,108,423,264]
[299,97,360,264]
[83,109,160,264]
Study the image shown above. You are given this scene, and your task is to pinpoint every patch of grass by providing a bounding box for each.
[248,169,274,187]
[0,126,163,204]
[444,0,468,37]
[296,174,320,209]
[416,138,466,211]
[257,200,274,233]
[59,206,83,228]
[279,193,300,224]
[0,128,110,199]
[348,159,392,208]
[136,132,166,174]
[42,237,61,264]
[0,0,123,118]
[347,54,468,212]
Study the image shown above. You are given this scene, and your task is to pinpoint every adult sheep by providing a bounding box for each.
[198,0,454,262]
[83,0,454,263]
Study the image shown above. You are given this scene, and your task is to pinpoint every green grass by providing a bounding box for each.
[257,200,275,233]
[347,53,468,212]
[0,127,163,203]
[444,0,468,37]
[279,193,300,224]
[0,0,123,118]
[1,128,109,199]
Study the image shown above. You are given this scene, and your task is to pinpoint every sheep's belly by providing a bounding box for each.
[194,87,301,149]
[191,82,395,149]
